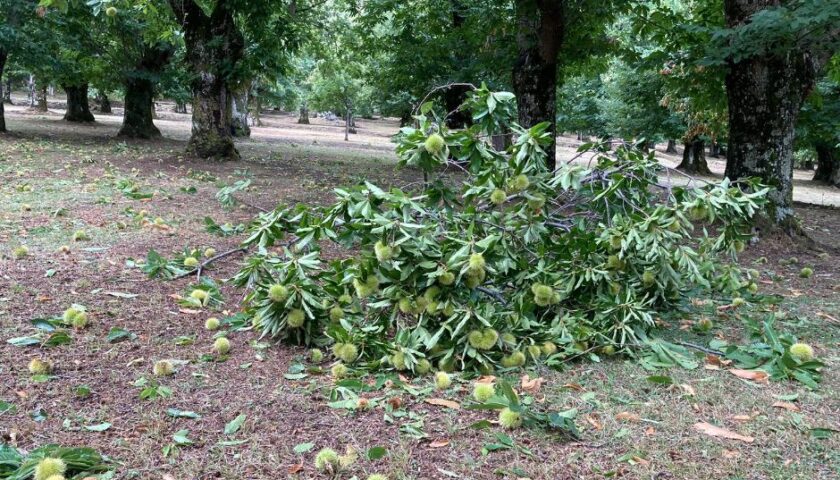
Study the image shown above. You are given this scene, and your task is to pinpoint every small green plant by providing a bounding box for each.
[134,377,173,400]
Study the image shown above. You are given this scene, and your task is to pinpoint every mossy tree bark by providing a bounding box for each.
[677,137,711,174]
[119,43,173,139]
[512,0,563,171]
[62,83,95,122]
[169,0,244,160]
[231,88,251,137]
[814,143,840,187]
[723,0,836,231]
[0,51,7,132]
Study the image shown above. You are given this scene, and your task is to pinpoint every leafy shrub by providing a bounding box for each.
[164,86,767,374]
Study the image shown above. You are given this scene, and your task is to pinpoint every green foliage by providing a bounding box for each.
[204,87,768,374]
[0,443,111,480]
[721,315,824,389]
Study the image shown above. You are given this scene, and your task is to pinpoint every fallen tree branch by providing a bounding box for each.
[675,341,724,356]
[476,286,507,306]
[174,246,249,281]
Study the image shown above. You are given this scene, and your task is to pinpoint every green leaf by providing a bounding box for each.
[84,422,112,432]
[107,327,135,343]
[172,429,193,446]
[224,414,247,435]
[293,442,314,454]
[167,408,201,419]
[646,375,674,385]
[367,446,387,460]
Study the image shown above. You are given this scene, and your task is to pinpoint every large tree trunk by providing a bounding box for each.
[63,83,95,122]
[96,91,111,113]
[298,103,310,124]
[813,143,840,187]
[37,86,48,111]
[28,75,36,108]
[3,77,11,105]
[666,139,678,154]
[677,138,711,174]
[0,51,6,133]
[174,101,187,114]
[723,0,831,230]
[169,0,243,160]
[231,88,251,137]
[119,43,173,139]
[512,0,564,171]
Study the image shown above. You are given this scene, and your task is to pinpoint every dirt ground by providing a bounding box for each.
[0,100,838,480]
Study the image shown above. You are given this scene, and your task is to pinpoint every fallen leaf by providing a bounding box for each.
[721,449,740,459]
[585,414,602,430]
[693,422,754,443]
[680,384,696,396]
[429,439,450,448]
[729,369,769,384]
[816,312,839,324]
[644,426,656,436]
[705,354,731,367]
[520,375,544,394]
[560,383,584,391]
[425,398,460,410]
[179,308,201,315]
[475,375,496,384]
[772,401,800,412]
[730,414,752,422]
[615,412,640,423]
[631,456,650,466]
[287,464,303,474]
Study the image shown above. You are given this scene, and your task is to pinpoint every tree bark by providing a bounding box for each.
[231,88,251,137]
[62,83,95,122]
[666,139,678,153]
[97,91,111,113]
[512,0,564,171]
[174,101,187,113]
[723,0,833,229]
[0,51,7,132]
[3,78,11,105]
[813,143,840,187]
[298,103,310,124]
[37,85,47,111]
[28,75,35,108]
[119,44,173,138]
[169,0,243,160]
[677,138,711,174]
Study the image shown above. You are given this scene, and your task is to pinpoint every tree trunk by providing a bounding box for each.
[169,0,243,160]
[677,138,711,174]
[231,88,251,137]
[3,77,11,105]
[253,93,262,126]
[62,83,95,122]
[723,0,831,230]
[0,51,6,132]
[709,141,720,158]
[119,78,160,138]
[666,139,678,153]
[28,75,36,108]
[512,0,564,171]
[174,101,187,113]
[97,91,111,113]
[298,103,309,124]
[443,84,472,129]
[813,143,840,187]
[345,108,350,141]
[37,86,47,111]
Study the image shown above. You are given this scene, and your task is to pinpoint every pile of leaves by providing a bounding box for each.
[151,85,768,374]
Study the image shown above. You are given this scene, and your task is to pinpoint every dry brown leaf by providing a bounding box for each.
[680,384,696,396]
[425,398,460,410]
[693,422,754,443]
[729,369,769,383]
[730,414,752,422]
[772,401,800,412]
[705,354,731,367]
[178,308,201,315]
[721,449,740,459]
[644,426,656,436]
[476,375,496,384]
[560,383,584,391]
[632,456,650,466]
[429,439,450,448]
[520,375,544,394]
[615,412,640,423]
[585,414,603,430]
[287,464,303,474]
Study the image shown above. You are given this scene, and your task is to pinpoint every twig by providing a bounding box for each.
[411,82,478,116]
[174,246,249,280]
[476,286,507,306]
[675,341,724,356]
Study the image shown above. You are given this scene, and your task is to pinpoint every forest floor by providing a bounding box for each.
[0,100,838,480]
